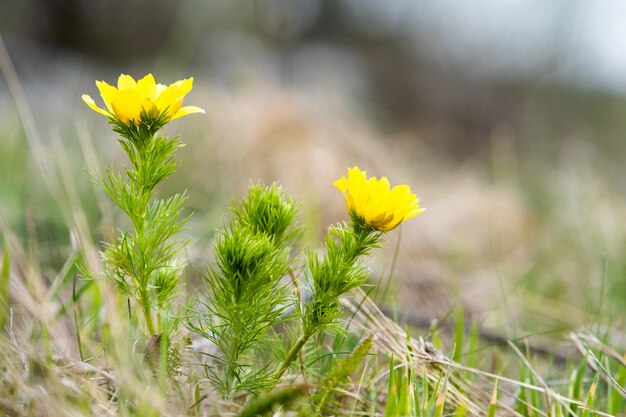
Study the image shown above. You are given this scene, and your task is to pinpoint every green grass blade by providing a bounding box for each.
[0,236,9,329]
[435,390,445,417]
[579,373,600,417]
[397,366,409,416]
[467,319,479,370]
[421,368,429,415]
[385,356,397,417]
[453,307,464,362]
[425,375,443,416]
[609,363,626,414]
[516,359,530,416]
[192,383,201,416]
[569,356,588,416]
[487,381,498,417]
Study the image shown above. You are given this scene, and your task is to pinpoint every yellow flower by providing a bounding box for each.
[333,166,424,232]
[82,74,204,125]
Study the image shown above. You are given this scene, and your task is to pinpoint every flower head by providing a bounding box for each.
[333,166,424,232]
[82,74,204,126]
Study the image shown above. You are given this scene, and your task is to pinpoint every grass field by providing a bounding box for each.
[1,34,625,416]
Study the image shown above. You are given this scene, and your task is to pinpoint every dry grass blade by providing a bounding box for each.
[571,332,626,368]
[570,331,626,400]
[507,340,576,416]
[342,288,626,417]
[343,288,496,416]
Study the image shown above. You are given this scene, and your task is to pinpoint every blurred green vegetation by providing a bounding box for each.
[0,5,625,407]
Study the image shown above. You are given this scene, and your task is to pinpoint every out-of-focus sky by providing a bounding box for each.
[3,0,626,157]
[3,0,626,88]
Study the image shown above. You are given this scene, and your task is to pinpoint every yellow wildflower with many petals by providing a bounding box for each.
[333,166,424,232]
[82,74,204,125]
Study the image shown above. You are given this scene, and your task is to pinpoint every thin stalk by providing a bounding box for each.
[276,333,310,380]
[72,273,84,362]
[133,142,158,336]
[143,300,156,336]
[225,321,243,397]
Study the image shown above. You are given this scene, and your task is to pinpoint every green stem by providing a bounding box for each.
[143,300,156,335]
[276,333,310,380]
[134,141,157,336]
[225,315,246,397]
[274,225,378,382]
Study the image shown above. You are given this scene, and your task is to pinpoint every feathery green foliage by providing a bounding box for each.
[232,183,301,246]
[276,222,382,380]
[98,132,189,336]
[189,184,299,397]
[304,225,382,336]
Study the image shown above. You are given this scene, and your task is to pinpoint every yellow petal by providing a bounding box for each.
[137,74,156,100]
[167,98,184,117]
[117,74,137,91]
[334,166,423,231]
[377,177,390,194]
[95,81,118,112]
[403,206,425,221]
[346,193,357,213]
[175,77,194,97]
[111,89,142,123]
[171,106,205,120]
[350,168,370,212]
[348,166,366,183]
[141,98,156,115]
[153,86,178,112]
[155,83,167,97]
[154,78,194,111]
[82,94,111,117]
[333,176,348,194]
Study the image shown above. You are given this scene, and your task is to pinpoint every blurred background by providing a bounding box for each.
[1,1,625,346]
